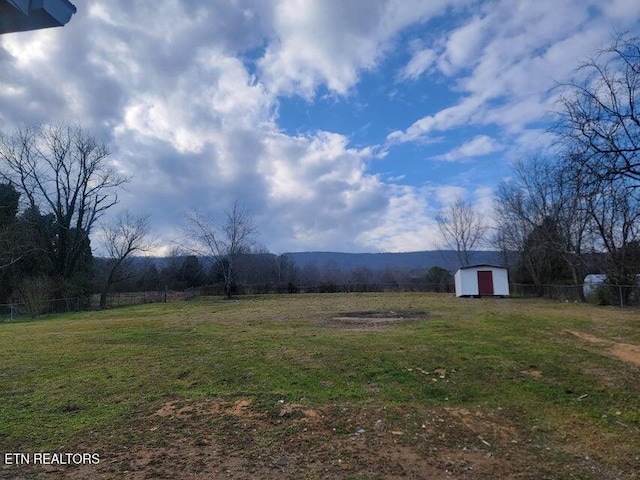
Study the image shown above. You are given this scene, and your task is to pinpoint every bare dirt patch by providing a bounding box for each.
[30,399,544,480]
[12,397,634,480]
[565,330,640,366]
[329,310,429,330]
[609,342,640,366]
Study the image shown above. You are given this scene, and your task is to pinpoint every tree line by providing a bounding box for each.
[0,124,124,309]
[93,253,455,296]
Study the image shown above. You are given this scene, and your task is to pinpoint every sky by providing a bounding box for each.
[1,0,639,254]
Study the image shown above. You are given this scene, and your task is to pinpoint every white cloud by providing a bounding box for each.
[387,95,484,143]
[355,187,439,252]
[434,135,502,162]
[388,0,640,145]
[258,0,461,98]
[399,48,437,81]
[473,185,495,228]
[116,52,274,156]
[258,130,396,251]
[437,15,487,75]
[432,186,467,205]
[603,0,640,19]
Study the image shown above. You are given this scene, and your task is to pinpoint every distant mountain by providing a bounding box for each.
[283,250,513,272]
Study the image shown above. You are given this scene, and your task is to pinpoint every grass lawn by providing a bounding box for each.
[0,293,638,479]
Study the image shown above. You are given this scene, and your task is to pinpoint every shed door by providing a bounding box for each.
[477,271,494,295]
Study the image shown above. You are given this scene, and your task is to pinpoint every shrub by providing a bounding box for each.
[15,276,53,318]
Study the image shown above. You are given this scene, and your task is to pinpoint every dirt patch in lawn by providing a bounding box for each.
[521,369,543,378]
[328,310,429,330]
[11,397,636,480]
[565,330,640,366]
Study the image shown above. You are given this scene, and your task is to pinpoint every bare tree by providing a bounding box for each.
[493,35,640,299]
[277,254,298,286]
[436,197,488,267]
[0,124,127,288]
[98,211,153,308]
[185,201,256,298]
[584,175,640,288]
[556,34,640,185]
[494,157,591,286]
[493,181,534,276]
[299,261,320,289]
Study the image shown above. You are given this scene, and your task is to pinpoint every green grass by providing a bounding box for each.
[0,293,638,469]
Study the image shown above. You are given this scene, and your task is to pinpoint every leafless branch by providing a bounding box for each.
[436,197,488,268]
[184,201,256,297]
[98,210,153,308]
[0,123,128,281]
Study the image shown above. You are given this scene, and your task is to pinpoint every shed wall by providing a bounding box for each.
[491,269,510,296]
[455,267,509,297]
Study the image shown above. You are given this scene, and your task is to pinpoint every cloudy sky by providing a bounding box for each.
[1,1,639,254]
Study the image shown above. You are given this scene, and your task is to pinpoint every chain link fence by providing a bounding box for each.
[0,289,199,321]
[510,282,640,307]
[211,282,455,295]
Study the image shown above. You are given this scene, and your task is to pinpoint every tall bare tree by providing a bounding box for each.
[0,124,127,290]
[494,35,640,299]
[584,174,640,285]
[553,34,640,299]
[185,201,256,298]
[494,157,591,286]
[99,211,153,308]
[436,197,488,267]
[556,34,640,185]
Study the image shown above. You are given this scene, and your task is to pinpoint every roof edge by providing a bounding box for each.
[457,264,508,270]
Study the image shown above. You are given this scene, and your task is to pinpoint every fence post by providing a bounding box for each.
[619,285,624,308]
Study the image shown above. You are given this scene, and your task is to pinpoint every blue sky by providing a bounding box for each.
[1,0,639,254]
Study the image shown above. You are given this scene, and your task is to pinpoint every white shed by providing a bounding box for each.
[583,274,607,297]
[454,264,509,297]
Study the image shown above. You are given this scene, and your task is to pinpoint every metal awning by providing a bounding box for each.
[0,0,76,35]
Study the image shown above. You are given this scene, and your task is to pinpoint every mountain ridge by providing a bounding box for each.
[282,250,513,272]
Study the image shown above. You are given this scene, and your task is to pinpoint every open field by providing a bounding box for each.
[0,293,638,479]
